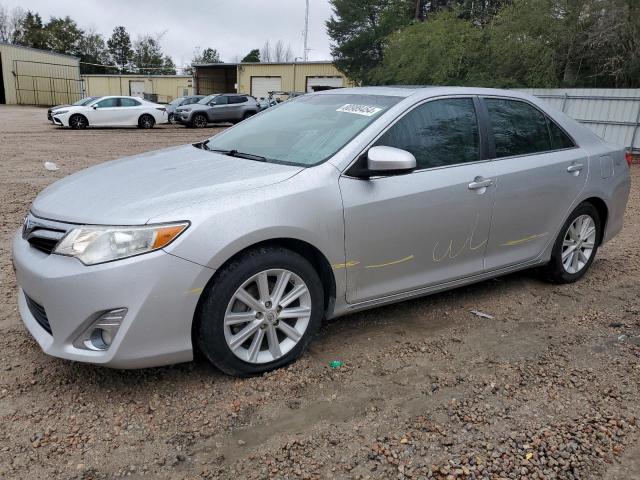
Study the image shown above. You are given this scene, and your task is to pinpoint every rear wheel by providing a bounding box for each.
[192,113,208,128]
[138,114,155,129]
[242,111,256,121]
[195,247,324,376]
[69,114,88,129]
[542,202,601,283]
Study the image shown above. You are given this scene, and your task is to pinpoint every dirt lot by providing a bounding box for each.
[0,105,639,480]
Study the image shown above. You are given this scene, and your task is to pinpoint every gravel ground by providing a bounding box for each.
[0,105,639,480]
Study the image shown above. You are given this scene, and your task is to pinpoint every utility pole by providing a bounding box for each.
[303,0,310,61]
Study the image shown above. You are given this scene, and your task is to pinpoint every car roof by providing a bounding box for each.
[314,86,540,102]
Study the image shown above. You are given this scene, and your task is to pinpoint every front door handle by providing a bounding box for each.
[567,163,584,173]
[468,178,494,190]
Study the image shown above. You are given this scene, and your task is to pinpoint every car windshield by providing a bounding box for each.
[72,97,97,106]
[198,94,218,104]
[204,94,401,166]
[169,97,186,106]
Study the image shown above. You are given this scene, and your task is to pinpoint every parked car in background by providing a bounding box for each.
[48,96,100,122]
[166,95,205,123]
[13,87,630,376]
[174,93,260,127]
[50,96,168,129]
[257,97,278,110]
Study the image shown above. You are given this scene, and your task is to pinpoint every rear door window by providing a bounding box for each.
[119,98,141,107]
[374,97,480,169]
[485,98,551,158]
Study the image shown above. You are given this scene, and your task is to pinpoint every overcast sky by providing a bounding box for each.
[2,0,335,67]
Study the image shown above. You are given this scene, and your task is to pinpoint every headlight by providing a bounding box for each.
[53,110,68,115]
[53,222,189,265]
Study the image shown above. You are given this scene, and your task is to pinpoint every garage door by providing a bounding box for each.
[250,77,282,99]
[129,81,146,98]
[306,76,344,93]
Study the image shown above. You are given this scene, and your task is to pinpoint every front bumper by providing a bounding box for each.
[12,229,214,368]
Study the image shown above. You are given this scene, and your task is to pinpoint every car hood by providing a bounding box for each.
[31,144,304,224]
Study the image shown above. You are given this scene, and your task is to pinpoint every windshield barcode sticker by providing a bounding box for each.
[336,104,383,116]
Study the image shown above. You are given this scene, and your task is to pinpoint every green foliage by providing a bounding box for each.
[326,0,414,84]
[15,11,47,49]
[351,0,640,88]
[107,26,134,72]
[45,16,82,55]
[372,10,489,85]
[133,35,175,74]
[77,31,110,74]
[242,49,260,63]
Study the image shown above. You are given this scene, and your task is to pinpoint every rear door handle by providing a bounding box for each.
[468,178,494,190]
[567,163,584,173]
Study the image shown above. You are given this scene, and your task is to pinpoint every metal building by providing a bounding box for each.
[518,88,640,152]
[82,74,194,103]
[193,61,352,99]
[0,43,81,106]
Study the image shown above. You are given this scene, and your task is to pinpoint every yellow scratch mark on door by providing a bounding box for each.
[332,260,361,269]
[365,255,415,269]
[501,233,548,247]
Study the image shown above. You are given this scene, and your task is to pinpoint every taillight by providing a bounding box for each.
[155,107,166,112]
[625,151,633,167]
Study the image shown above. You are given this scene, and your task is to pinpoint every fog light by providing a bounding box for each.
[74,308,127,351]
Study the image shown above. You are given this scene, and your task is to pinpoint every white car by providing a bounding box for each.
[51,96,168,129]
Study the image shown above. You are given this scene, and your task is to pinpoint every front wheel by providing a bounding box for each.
[69,114,88,129]
[195,247,324,376]
[542,202,601,283]
[192,113,208,128]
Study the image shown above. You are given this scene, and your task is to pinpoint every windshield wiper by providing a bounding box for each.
[196,140,268,162]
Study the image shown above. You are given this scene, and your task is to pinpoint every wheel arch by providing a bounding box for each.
[191,237,337,348]
[582,196,609,244]
[69,113,88,127]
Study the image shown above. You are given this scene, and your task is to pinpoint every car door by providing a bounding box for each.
[118,97,144,125]
[480,97,588,271]
[339,97,496,304]
[86,97,121,126]
[208,95,231,121]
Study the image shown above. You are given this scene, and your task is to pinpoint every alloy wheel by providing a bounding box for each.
[223,269,312,364]
[140,115,154,128]
[70,115,86,129]
[193,115,207,128]
[561,214,597,274]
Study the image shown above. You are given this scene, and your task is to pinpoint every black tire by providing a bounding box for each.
[138,114,155,129]
[192,113,208,128]
[168,113,176,124]
[195,247,324,377]
[69,114,88,130]
[241,111,256,121]
[541,202,602,284]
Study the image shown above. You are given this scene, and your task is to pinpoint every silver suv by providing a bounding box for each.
[175,93,260,127]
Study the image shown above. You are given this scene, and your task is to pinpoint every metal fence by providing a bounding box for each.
[516,89,640,152]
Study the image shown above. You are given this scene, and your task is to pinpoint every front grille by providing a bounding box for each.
[24,294,52,335]
[22,214,70,255]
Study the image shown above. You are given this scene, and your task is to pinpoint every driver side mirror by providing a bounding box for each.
[92,105,98,109]
[366,146,416,174]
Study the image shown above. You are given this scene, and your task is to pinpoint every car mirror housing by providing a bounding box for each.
[367,146,417,174]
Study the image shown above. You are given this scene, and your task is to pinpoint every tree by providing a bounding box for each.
[15,11,47,49]
[77,29,110,73]
[133,34,168,74]
[107,26,133,73]
[326,0,413,84]
[241,48,260,62]
[259,40,293,62]
[45,16,83,55]
[372,10,489,85]
[0,6,25,43]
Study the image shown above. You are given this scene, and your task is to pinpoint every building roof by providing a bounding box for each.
[81,74,193,78]
[0,42,80,60]
[193,61,335,67]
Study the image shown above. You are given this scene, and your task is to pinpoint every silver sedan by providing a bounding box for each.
[13,87,631,376]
